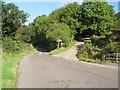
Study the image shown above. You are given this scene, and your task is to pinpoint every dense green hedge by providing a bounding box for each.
[76,32,120,64]
[3,37,32,54]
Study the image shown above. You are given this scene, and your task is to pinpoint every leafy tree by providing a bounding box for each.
[115,12,120,29]
[80,1,115,36]
[15,25,35,43]
[33,15,49,32]
[46,23,72,47]
[49,1,115,37]
[22,26,35,43]
[31,15,50,47]
[2,2,29,37]
[115,12,120,19]
[14,25,25,41]
[49,2,81,38]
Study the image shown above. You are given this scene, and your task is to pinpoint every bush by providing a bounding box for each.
[3,37,16,53]
[3,37,31,54]
[84,40,92,44]
[91,35,110,48]
[76,43,114,64]
[76,43,101,60]
[103,42,120,53]
[77,33,120,64]
[15,26,35,43]
[22,26,35,43]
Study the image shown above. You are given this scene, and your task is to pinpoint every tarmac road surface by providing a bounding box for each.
[16,52,118,88]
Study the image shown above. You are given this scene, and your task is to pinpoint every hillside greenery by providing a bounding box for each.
[2,1,120,88]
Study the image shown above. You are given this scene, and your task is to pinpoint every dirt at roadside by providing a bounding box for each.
[53,42,84,61]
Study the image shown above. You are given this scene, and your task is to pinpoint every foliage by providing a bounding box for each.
[3,37,16,53]
[33,15,49,32]
[2,1,119,65]
[91,35,110,48]
[31,15,74,51]
[115,12,120,20]
[49,1,115,38]
[2,48,35,88]
[49,2,81,37]
[76,42,119,64]
[77,43,101,58]
[115,12,120,29]
[46,23,72,47]
[15,25,35,43]
[3,37,32,54]
[103,42,120,53]
[31,15,50,48]
[2,2,29,37]
[21,26,35,43]
[77,31,120,64]
[84,39,92,44]
[31,1,117,52]
[14,25,25,41]
[80,2,115,36]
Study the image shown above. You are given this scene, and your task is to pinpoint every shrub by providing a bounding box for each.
[77,33,120,64]
[103,42,120,53]
[91,35,110,48]
[84,40,92,44]
[3,37,16,53]
[3,37,31,54]
[15,26,35,43]
[22,26,35,43]
[76,43,101,60]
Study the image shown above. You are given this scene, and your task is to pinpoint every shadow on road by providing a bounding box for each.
[34,46,48,53]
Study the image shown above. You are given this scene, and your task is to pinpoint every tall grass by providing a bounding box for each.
[0,47,2,89]
[2,49,35,88]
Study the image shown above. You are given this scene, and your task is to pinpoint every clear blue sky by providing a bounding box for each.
[12,2,64,25]
[8,2,119,25]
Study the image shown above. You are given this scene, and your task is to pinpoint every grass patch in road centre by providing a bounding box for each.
[48,41,76,55]
[2,49,35,88]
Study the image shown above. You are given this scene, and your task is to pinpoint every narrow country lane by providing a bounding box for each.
[16,52,118,88]
[53,42,84,61]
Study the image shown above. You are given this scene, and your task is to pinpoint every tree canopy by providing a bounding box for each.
[115,12,120,29]
[46,23,72,46]
[30,1,117,50]
[2,2,29,37]
[49,1,115,37]
[80,1,115,35]
[2,1,117,52]
[49,2,81,37]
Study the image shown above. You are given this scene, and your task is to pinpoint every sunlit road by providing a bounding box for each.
[17,52,118,88]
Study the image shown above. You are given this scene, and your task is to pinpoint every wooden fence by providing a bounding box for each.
[102,53,120,62]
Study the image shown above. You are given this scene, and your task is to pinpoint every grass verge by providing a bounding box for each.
[48,40,77,55]
[2,49,35,88]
